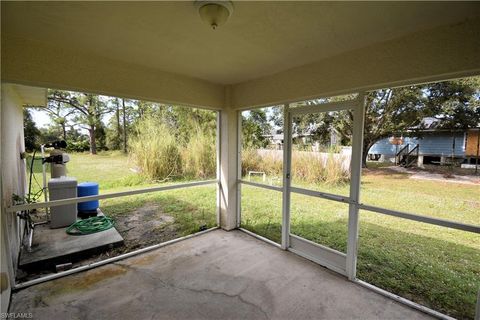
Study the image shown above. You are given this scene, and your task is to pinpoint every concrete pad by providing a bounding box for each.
[11,230,433,319]
[19,220,123,269]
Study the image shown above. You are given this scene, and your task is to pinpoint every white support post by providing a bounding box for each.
[475,289,480,320]
[346,94,366,280]
[236,111,242,228]
[281,104,292,250]
[219,109,240,230]
[216,111,221,226]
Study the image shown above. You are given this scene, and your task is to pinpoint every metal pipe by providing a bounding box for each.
[475,128,479,175]
[353,279,455,320]
[13,226,219,290]
[281,104,292,250]
[239,228,282,248]
[40,145,48,208]
[359,203,480,234]
[239,180,282,192]
[7,180,218,213]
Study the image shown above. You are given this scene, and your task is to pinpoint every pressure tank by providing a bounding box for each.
[77,182,99,218]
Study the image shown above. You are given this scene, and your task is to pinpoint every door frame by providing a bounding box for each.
[281,94,366,279]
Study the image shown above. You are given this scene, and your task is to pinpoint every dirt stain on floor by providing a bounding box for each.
[33,264,128,306]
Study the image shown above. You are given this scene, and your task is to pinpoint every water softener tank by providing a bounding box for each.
[50,149,67,178]
[49,177,78,228]
[77,182,99,218]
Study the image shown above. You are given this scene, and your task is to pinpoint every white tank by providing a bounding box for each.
[50,149,67,178]
[48,177,78,228]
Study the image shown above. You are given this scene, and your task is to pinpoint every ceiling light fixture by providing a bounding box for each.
[195,1,234,30]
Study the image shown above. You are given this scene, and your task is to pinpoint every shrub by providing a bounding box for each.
[258,152,282,177]
[66,140,90,152]
[129,117,181,181]
[241,148,263,176]
[242,148,349,185]
[293,151,349,185]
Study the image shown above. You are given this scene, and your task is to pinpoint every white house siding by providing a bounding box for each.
[1,84,28,311]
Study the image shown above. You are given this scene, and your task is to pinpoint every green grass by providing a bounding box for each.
[26,152,479,319]
[26,151,217,238]
[240,171,480,319]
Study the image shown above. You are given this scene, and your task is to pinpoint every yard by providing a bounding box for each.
[28,152,479,319]
[242,166,480,320]
[26,152,217,259]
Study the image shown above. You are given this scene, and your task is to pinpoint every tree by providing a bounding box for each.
[294,78,480,167]
[40,91,77,140]
[242,109,271,149]
[424,77,480,130]
[48,90,112,154]
[23,109,41,152]
[106,98,123,150]
[361,86,425,167]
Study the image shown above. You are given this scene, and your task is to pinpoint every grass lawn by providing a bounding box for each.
[27,151,217,251]
[27,152,479,319]
[241,167,480,320]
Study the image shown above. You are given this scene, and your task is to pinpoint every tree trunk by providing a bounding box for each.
[62,122,67,141]
[122,99,127,153]
[362,140,373,168]
[89,124,97,155]
[115,101,121,149]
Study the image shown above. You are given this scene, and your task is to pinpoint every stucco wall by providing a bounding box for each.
[1,84,27,311]
[1,36,225,110]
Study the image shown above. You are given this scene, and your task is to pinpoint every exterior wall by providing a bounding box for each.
[466,129,480,157]
[368,133,465,157]
[1,84,28,311]
[1,36,225,110]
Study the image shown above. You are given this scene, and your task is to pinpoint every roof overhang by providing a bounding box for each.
[8,84,47,108]
[2,2,479,110]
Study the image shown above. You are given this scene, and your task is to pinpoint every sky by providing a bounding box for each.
[31,108,51,128]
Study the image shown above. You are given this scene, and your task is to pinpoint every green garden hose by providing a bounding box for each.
[66,216,115,235]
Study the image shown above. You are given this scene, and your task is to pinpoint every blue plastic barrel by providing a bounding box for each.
[77,182,99,213]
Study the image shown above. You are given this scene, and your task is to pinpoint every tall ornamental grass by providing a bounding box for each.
[130,117,216,181]
[242,148,349,185]
[129,117,181,181]
[183,126,216,179]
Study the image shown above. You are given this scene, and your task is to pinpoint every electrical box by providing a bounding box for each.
[48,177,78,228]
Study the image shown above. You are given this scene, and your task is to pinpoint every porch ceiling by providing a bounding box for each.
[2,1,479,85]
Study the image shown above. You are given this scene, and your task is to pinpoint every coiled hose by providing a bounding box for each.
[66,216,115,235]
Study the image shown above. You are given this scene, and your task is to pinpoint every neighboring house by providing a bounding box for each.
[264,127,339,151]
[368,118,480,165]
[264,130,315,150]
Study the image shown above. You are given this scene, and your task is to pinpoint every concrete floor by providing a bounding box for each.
[10,230,433,320]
